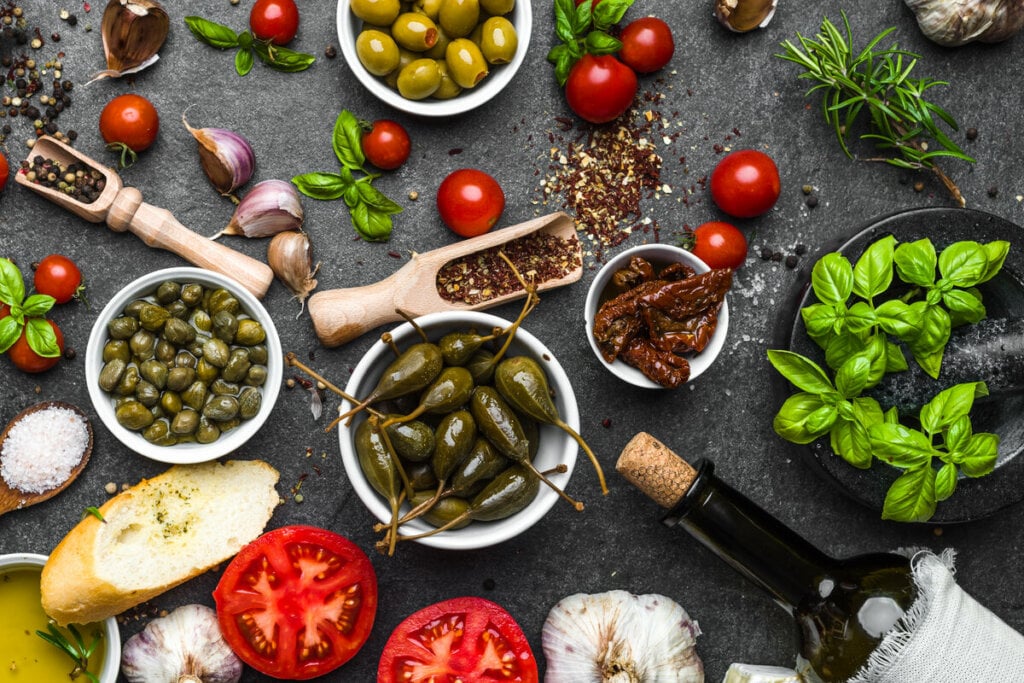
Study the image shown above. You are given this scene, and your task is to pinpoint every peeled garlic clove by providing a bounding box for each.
[268,230,320,315]
[215,179,304,240]
[98,0,169,79]
[121,604,242,683]
[906,0,1024,47]
[715,0,778,32]
[183,113,257,200]
[543,590,704,682]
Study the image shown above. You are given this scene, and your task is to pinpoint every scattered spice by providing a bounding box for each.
[19,155,105,202]
[436,232,582,305]
[966,127,978,141]
[805,195,819,209]
[0,405,89,494]
[324,44,336,58]
[988,186,999,198]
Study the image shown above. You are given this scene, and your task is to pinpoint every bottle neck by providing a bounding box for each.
[662,460,839,614]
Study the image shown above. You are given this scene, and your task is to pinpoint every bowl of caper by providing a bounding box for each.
[85,267,282,464]
[338,311,582,551]
[336,0,531,117]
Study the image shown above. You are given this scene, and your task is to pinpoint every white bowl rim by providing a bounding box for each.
[338,311,579,550]
[0,552,121,683]
[583,243,730,389]
[336,0,533,118]
[85,267,283,465]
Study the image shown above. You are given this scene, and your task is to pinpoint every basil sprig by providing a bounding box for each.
[547,0,634,85]
[0,257,59,357]
[184,16,315,76]
[292,110,403,242]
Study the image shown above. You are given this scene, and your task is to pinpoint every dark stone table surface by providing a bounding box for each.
[3,0,1024,680]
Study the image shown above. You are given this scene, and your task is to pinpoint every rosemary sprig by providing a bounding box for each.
[776,13,974,207]
[36,622,102,683]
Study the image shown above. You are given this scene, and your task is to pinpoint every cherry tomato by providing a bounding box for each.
[250,0,300,45]
[0,151,9,192]
[34,254,84,304]
[709,149,781,218]
[378,596,539,683]
[213,525,378,680]
[362,120,412,171]
[99,94,160,157]
[436,168,505,237]
[7,319,64,374]
[691,221,748,270]
[564,54,638,124]
[619,17,675,73]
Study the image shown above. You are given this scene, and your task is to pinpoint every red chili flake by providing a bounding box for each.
[448,148,463,155]
[83,2,91,11]
[602,418,612,428]
[387,250,402,259]
[713,143,724,153]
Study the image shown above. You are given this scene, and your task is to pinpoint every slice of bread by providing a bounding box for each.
[41,459,280,625]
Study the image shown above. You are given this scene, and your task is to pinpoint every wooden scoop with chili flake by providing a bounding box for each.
[15,136,274,299]
[308,212,583,347]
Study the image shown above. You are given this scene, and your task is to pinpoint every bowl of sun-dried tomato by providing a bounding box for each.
[584,244,732,389]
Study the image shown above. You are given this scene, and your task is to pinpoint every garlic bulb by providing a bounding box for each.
[121,604,243,683]
[183,114,257,201]
[542,590,704,682]
[906,0,1024,46]
[213,179,304,240]
[96,0,169,80]
[268,230,320,315]
[716,0,778,32]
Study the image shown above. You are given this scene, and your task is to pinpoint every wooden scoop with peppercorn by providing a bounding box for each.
[15,135,274,299]
[308,212,583,347]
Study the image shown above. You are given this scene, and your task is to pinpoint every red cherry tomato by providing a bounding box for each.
[436,168,505,237]
[250,0,300,45]
[34,254,84,304]
[691,221,748,270]
[564,54,638,124]
[0,151,9,191]
[99,94,160,153]
[378,596,539,683]
[619,17,675,73]
[213,525,378,680]
[362,120,412,171]
[7,319,64,374]
[710,149,781,218]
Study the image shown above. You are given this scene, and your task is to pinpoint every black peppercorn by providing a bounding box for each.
[785,254,799,269]
[966,127,978,141]
[324,45,337,58]
[806,195,819,209]
[760,246,773,260]
[988,186,999,198]
[794,243,808,255]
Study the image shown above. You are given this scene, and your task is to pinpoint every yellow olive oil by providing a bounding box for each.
[0,568,107,681]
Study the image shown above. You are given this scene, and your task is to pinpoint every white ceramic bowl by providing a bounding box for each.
[339,311,578,550]
[583,244,729,389]
[336,0,532,117]
[0,553,120,683]
[86,267,282,464]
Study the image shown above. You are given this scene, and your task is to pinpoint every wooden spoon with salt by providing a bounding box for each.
[0,402,93,516]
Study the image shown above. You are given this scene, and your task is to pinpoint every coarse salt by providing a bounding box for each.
[1,406,89,494]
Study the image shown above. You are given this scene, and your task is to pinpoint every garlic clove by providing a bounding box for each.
[906,0,1024,47]
[543,590,704,682]
[184,113,257,201]
[97,0,169,79]
[121,604,243,683]
[268,230,320,315]
[715,0,778,33]
[216,180,304,241]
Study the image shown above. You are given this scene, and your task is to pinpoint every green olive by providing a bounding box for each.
[445,38,488,88]
[179,283,204,306]
[350,0,401,25]
[479,0,513,14]
[235,319,266,346]
[103,340,131,364]
[107,316,139,340]
[155,281,181,304]
[357,29,401,76]
[397,58,443,99]
[432,59,462,99]
[385,48,419,88]
[438,0,479,38]
[413,0,443,20]
[116,400,154,431]
[424,26,452,59]
[480,16,517,64]
[391,12,439,51]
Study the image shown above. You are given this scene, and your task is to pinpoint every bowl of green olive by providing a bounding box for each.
[336,0,530,117]
[338,311,580,551]
[85,267,282,464]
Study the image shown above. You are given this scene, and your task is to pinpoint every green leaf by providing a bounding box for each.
[584,30,621,55]
[0,257,25,307]
[772,392,830,444]
[923,381,989,434]
[874,299,919,339]
[938,241,988,287]
[934,462,957,502]
[291,172,348,200]
[592,0,633,30]
[913,348,944,380]
[868,423,935,469]
[811,252,854,305]
[894,239,937,287]
[944,414,972,454]
[845,301,876,334]
[801,303,842,346]
[184,16,240,49]
[881,466,936,523]
[824,331,865,371]
[0,316,22,354]
[253,41,316,72]
[238,30,254,50]
[979,240,1010,283]
[805,404,839,434]
[767,349,834,394]
[20,294,55,318]
[24,318,59,358]
[350,203,394,242]
[884,341,909,372]
[354,178,404,214]
[235,47,254,76]
[852,234,895,300]
[958,433,999,477]
[831,419,873,469]
[835,354,870,398]
[942,288,985,325]
[908,304,950,378]
[553,0,578,43]
[572,0,593,34]
[333,110,366,171]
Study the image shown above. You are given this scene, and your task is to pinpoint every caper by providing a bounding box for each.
[103,339,131,363]
[203,338,231,368]
[438,0,479,38]
[245,365,269,387]
[248,345,269,365]
[171,409,200,435]
[211,378,241,396]
[204,395,240,422]
[155,339,176,364]
[351,0,401,25]
[117,365,140,397]
[166,366,196,392]
[479,0,513,14]
[218,417,242,432]
[163,317,196,346]
[397,58,442,99]
[108,316,139,340]
[222,349,253,383]
[139,359,169,389]
[238,386,262,419]
[160,391,183,416]
[432,59,462,99]
[235,319,266,346]
[445,38,487,88]
[391,12,439,51]
[167,300,190,320]
[99,359,127,392]
[187,338,207,359]
[116,400,155,431]
[182,380,208,411]
[175,350,198,369]
[196,416,221,444]
[180,283,204,307]
[123,299,149,318]
[195,357,220,384]
[129,329,157,361]
[210,311,236,344]
[207,289,240,316]
[139,303,170,332]
[155,281,181,304]
[357,29,401,76]
[135,380,161,407]
[143,419,175,445]
[192,309,212,333]
[479,16,517,64]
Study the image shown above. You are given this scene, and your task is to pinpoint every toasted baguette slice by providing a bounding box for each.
[41,459,280,625]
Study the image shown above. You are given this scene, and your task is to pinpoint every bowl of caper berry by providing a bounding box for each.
[85,267,282,464]
[338,311,584,552]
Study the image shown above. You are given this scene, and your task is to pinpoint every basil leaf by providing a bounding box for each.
[592,0,633,31]
[979,240,1010,283]
[881,466,936,523]
[894,238,937,287]
[844,301,876,334]
[343,184,361,208]
[585,30,621,55]
[254,42,316,72]
[938,240,987,287]
[884,406,900,424]
[912,349,944,381]
[944,414,972,454]
[0,257,25,307]
[943,288,985,325]
[868,423,935,469]
[572,0,593,35]
[884,341,908,372]
[235,47,254,76]
[238,30,254,50]
[920,381,987,434]
[908,304,950,378]
[333,110,366,171]
[805,404,838,434]
[934,462,957,502]
[801,303,840,346]
[835,354,870,399]
[184,16,240,49]
[852,234,895,300]
[958,433,999,477]
[291,172,348,200]
[25,318,59,358]
[355,179,404,214]
[772,392,830,444]
[766,349,834,394]
[859,333,888,389]
[810,252,853,305]
[0,316,22,354]
[20,294,55,318]
[553,0,579,43]
[874,299,919,340]
[824,331,865,371]
[350,203,394,242]
[830,420,872,469]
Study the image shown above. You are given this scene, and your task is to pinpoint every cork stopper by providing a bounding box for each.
[616,432,697,509]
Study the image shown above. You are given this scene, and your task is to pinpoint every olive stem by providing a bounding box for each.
[521,459,584,512]
[381,332,400,357]
[557,419,608,495]
[373,418,416,501]
[396,308,430,342]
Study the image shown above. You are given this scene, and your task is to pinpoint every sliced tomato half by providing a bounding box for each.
[378,596,539,683]
[213,525,378,680]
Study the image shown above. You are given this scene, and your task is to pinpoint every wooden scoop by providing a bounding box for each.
[0,402,93,516]
[308,212,583,347]
[15,136,274,299]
